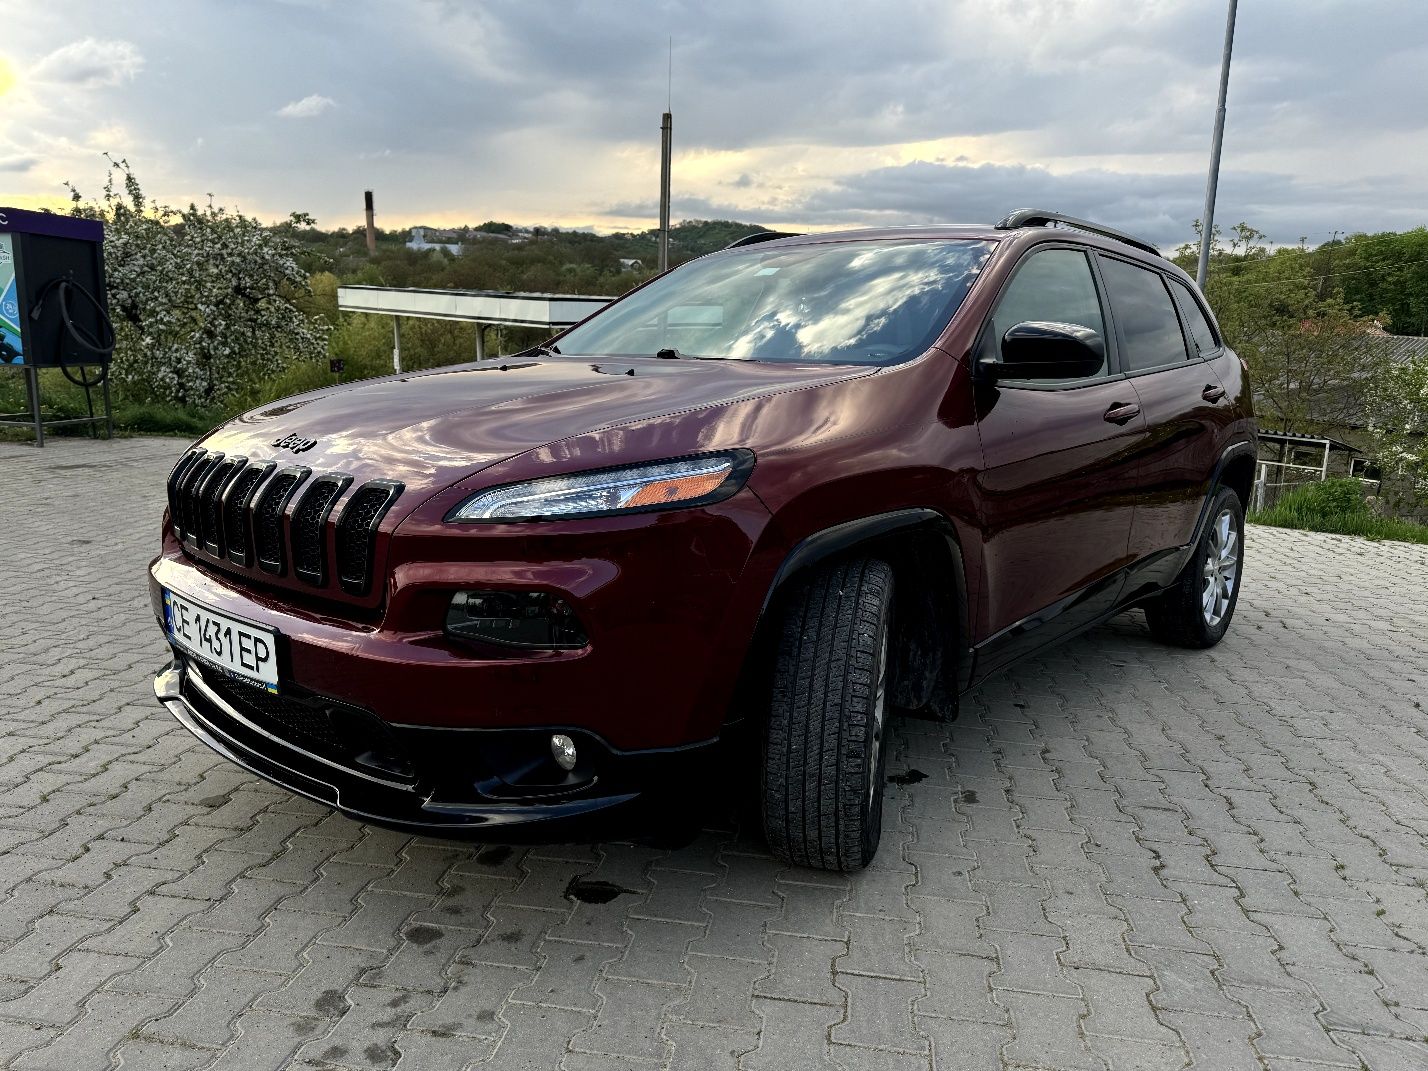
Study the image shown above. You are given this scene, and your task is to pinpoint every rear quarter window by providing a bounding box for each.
[1168,277,1221,355]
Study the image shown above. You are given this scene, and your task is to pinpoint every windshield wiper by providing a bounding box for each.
[656,347,682,359]
[533,343,562,357]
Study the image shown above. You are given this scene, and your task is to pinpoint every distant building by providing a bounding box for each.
[407,227,464,255]
[619,258,644,272]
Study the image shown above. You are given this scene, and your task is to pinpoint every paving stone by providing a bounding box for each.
[638,867,717,925]
[253,941,388,1017]
[755,933,844,1004]
[11,991,179,1071]
[1229,985,1359,1066]
[668,953,763,1031]
[292,983,428,1069]
[0,949,142,1027]
[570,977,675,1063]
[143,964,283,1048]
[513,937,613,1012]
[913,951,1007,1024]
[1000,991,1104,1070]
[687,898,777,962]
[407,960,530,1038]
[744,997,842,1070]
[767,878,846,939]
[665,1019,758,1071]
[608,917,701,984]
[833,973,927,1054]
[1074,967,1180,1046]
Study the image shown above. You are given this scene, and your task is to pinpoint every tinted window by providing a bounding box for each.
[556,239,994,365]
[986,249,1106,376]
[1169,278,1220,355]
[1099,258,1190,370]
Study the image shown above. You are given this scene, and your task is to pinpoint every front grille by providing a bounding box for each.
[336,481,404,595]
[166,449,402,601]
[254,468,308,573]
[198,457,243,556]
[291,476,351,586]
[192,664,415,782]
[178,452,222,544]
[223,461,273,567]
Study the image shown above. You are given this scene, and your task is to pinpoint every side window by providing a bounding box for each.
[1169,277,1220,355]
[986,249,1107,376]
[1098,257,1191,371]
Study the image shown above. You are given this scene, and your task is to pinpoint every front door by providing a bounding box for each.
[971,246,1148,673]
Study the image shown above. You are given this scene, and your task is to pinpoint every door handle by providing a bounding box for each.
[1103,402,1141,425]
[1202,384,1227,403]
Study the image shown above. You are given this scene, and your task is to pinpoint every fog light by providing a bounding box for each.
[445,590,588,649]
[550,734,578,771]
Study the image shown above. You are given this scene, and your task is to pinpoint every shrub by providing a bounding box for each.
[67,158,329,409]
[1252,477,1428,544]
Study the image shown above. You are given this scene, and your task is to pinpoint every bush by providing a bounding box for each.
[67,158,328,409]
[1252,478,1428,544]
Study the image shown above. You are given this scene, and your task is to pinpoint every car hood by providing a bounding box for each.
[199,355,874,500]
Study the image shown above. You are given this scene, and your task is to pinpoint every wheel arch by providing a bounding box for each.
[749,509,972,719]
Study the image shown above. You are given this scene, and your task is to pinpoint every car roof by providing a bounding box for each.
[734,222,1182,277]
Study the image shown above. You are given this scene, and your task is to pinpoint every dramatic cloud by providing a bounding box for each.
[2,1,1425,244]
[276,94,336,119]
[31,38,143,88]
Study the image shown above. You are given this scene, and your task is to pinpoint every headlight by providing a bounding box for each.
[446,451,754,522]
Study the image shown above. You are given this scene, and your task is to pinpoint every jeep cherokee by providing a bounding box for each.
[151,209,1256,871]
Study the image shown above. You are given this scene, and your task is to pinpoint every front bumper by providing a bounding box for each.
[154,656,720,837]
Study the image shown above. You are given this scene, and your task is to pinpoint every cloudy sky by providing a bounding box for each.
[2,0,1425,248]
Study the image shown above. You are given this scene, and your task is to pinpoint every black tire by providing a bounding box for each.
[762,557,894,872]
[1144,487,1244,649]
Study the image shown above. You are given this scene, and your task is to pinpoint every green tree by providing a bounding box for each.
[1176,224,1381,436]
[67,157,329,408]
[1365,354,1428,507]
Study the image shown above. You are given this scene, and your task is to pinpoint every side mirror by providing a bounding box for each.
[977,321,1105,382]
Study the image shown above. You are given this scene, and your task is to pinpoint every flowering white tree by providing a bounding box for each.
[68,158,328,408]
[1366,355,1428,506]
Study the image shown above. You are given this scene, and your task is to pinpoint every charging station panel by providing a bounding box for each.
[0,206,108,367]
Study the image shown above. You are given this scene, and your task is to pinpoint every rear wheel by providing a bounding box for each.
[762,557,893,872]
[1144,487,1244,648]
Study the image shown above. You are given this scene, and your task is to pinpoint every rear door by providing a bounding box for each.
[972,246,1149,671]
[1095,256,1235,574]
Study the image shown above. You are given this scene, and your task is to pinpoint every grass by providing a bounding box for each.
[1251,478,1428,545]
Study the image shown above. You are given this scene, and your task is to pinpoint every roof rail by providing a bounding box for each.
[994,209,1159,258]
[725,231,801,249]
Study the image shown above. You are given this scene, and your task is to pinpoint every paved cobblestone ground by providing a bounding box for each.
[3,436,1428,1071]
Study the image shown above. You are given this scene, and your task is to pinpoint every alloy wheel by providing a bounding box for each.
[1201,508,1239,627]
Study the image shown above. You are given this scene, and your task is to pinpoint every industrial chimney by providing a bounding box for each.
[364,190,376,255]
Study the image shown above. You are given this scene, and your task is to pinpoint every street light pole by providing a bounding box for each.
[1196,0,1239,289]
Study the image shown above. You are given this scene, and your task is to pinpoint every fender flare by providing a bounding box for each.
[1187,437,1258,550]
[755,508,974,693]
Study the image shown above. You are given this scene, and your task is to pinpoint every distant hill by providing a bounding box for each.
[286,219,776,297]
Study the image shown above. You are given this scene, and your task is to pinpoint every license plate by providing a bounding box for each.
[164,589,280,693]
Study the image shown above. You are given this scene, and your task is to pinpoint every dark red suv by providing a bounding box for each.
[151,209,1256,871]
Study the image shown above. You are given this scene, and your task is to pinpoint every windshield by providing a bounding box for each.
[556,238,994,364]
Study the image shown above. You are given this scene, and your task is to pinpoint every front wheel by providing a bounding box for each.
[1144,487,1244,648]
[762,557,894,872]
